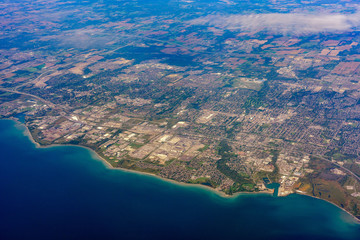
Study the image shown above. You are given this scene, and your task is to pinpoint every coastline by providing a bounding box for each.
[14,119,273,198]
[295,191,360,224]
[13,118,269,199]
[7,118,360,222]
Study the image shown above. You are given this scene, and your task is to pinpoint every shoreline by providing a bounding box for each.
[18,120,274,198]
[7,118,360,223]
[295,191,360,224]
[13,118,271,199]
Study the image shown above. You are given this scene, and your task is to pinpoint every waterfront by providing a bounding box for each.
[0,119,360,240]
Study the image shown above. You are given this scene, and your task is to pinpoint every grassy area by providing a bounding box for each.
[189,177,217,188]
[118,158,160,174]
[300,157,360,218]
[242,81,269,110]
[197,144,209,152]
[129,142,144,149]
[216,140,255,193]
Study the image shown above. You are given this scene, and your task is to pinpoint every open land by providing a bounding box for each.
[1,0,360,219]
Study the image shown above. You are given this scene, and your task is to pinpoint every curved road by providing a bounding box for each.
[312,154,360,182]
[0,87,62,111]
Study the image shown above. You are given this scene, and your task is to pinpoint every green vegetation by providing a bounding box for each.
[216,140,254,193]
[269,149,280,182]
[3,0,360,219]
[225,121,242,139]
[258,123,270,132]
[118,158,160,174]
[129,142,144,149]
[189,177,217,187]
[197,144,209,152]
[27,64,45,72]
[325,149,357,163]
[242,81,269,109]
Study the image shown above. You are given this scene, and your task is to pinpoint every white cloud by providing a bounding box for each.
[189,12,360,35]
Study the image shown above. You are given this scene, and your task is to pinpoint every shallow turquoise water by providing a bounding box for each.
[0,119,359,240]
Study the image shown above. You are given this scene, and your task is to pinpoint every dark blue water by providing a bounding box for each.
[0,120,360,240]
[266,182,280,197]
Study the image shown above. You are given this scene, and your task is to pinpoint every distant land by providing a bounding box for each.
[1,0,360,220]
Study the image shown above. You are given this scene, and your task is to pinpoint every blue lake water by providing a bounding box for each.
[0,119,360,240]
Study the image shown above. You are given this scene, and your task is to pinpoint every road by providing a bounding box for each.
[0,87,62,111]
[312,154,360,182]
